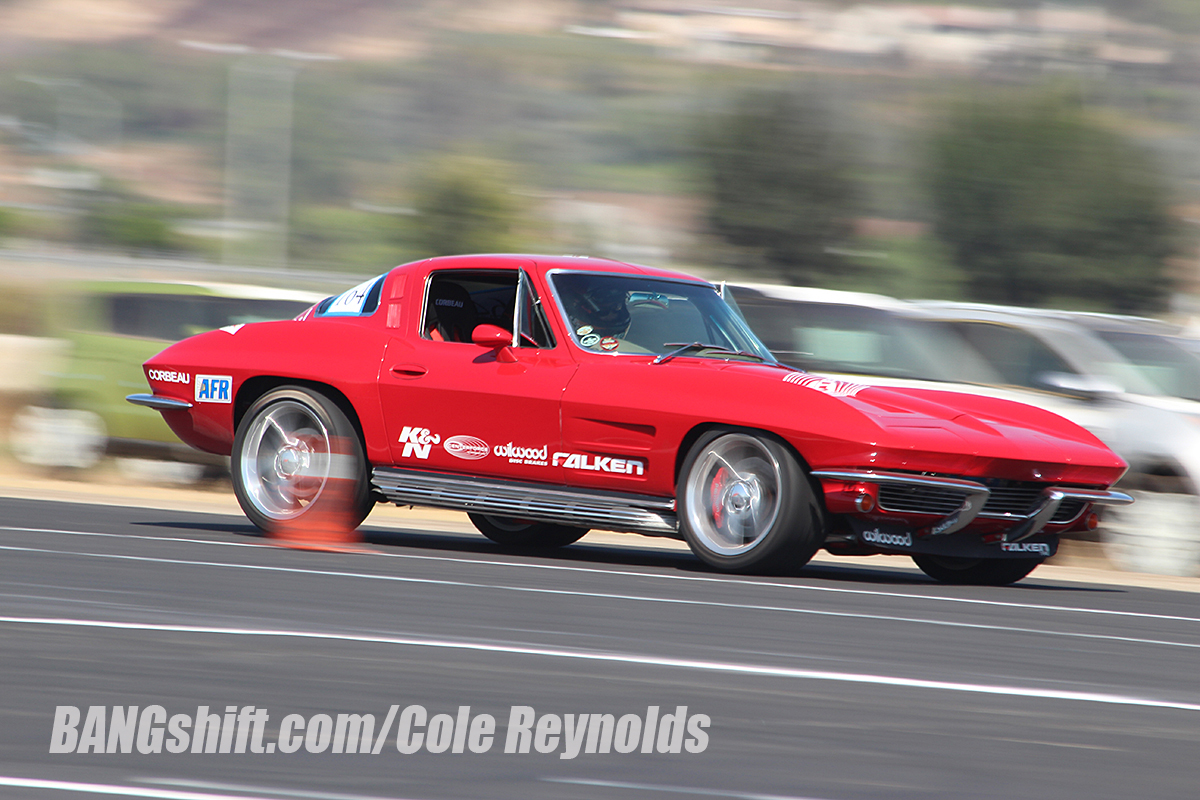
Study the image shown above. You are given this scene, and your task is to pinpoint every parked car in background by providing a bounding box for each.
[1041,311,1200,404]
[725,284,1001,384]
[10,280,324,475]
[914,302,1200,577]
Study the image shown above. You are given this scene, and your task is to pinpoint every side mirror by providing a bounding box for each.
[1036,371,1121,401]
[471,324,518,363]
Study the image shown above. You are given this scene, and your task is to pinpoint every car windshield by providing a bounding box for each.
[731,290,1001,383]
[549,272,774,360]
[1090,329,1200,401]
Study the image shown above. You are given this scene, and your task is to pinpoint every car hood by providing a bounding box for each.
[719,364,1127,485]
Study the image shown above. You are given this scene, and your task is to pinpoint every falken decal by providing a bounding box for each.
[783,372,868,398]
[552,452,644,475]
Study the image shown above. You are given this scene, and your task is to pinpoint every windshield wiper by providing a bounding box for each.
[653,342,769,365]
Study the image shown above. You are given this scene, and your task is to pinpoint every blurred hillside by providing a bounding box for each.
[0,0,1198,308]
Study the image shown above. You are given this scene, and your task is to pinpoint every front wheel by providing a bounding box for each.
[677,429,823,574]
[468,514,588,549]
[232,386,374,534]
[912,554,1042,586]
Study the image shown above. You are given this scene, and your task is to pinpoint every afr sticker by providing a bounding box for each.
[195,375,233,404]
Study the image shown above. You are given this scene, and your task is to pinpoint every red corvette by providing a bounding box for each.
[128,254,1131,584]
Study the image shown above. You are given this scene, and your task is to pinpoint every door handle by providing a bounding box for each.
[390,364,427,378]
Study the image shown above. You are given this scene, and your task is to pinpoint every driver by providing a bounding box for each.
[560,279,632,350]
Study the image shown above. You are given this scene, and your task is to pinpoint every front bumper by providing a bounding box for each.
[813,469,1133,543]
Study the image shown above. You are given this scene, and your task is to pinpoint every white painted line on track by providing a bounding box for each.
[545,777,836,800]
[3,614,1200,713]
[5,525,1200,626]
[0,776,421,800]
[3,541,1200,652]
[137,779,426,800]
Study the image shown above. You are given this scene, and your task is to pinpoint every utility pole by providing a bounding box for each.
[179,41,340,270]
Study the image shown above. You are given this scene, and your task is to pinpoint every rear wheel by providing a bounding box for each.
[912,554,1042,586]
[468,514,588,549]
[678,429,823,574]
[232,386,374,534]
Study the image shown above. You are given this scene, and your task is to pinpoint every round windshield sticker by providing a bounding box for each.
[599,336,619,351]
[580,333,601,347]
[576,325,593,336]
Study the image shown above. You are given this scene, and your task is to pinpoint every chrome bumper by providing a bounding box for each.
[812,469,1133,541]
[126,393,194,411]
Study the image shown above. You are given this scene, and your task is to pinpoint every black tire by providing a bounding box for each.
[912,554,1043,586]
[231,386,374,534]
[677,428,823,574]
[468,514,589,549]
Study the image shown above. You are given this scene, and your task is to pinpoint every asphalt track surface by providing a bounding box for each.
[3,496,1200,800]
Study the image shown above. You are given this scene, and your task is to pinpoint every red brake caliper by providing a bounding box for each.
[710,467,728,528]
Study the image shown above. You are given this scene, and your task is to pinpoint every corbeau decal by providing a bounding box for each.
[148,369,189,384]
[399,426,441,459]
[783,372,868,398]
[861,528,912,548]
[553,453,645,475]
[444,435,490,460]
[194,375,232,404]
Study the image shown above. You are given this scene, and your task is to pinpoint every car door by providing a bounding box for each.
[378,264,577,483]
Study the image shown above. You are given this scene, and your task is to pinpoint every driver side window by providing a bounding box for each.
[422,270,555,348]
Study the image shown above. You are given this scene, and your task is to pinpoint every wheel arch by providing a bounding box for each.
[673,423,817,490]
[234,377,367,454]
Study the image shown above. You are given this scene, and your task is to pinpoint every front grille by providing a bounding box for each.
[877,484,963,516]
[878,479,1087,524]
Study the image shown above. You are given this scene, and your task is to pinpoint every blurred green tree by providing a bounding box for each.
[925,90,1176,312]
[694,88,860,285]
[410,154,523,257]
[80,202,176,253]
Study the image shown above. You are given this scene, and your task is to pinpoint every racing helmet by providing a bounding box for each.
[562,279,631,339]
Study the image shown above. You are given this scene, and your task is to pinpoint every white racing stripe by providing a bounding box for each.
[0,541,1198,652]
[2,614,1200,713]
[5,525,1200,626]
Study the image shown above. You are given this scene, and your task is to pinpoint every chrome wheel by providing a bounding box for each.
[239,398,333,521]
[684,433,783,556]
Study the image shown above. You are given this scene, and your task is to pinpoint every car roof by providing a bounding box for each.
[404,253,708,285]
[729,281,913,311]
[913,300,1100,332]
